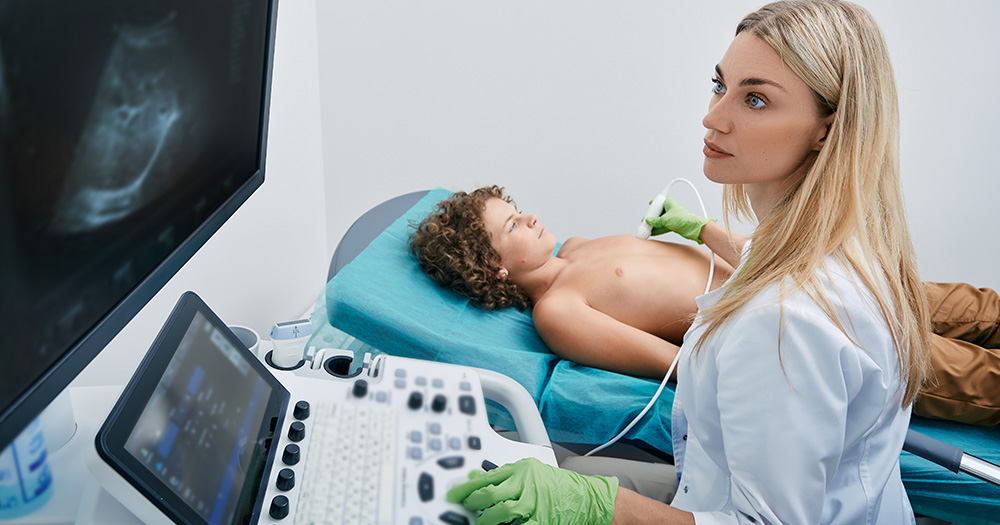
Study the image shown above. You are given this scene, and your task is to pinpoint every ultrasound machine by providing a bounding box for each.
[0,1,554,523]
[87,293,554,525]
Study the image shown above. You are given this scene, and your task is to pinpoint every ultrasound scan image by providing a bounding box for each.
[0,0,269,409]
[51,14,186,234]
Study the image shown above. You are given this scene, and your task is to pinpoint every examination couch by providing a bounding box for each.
[308,188,1000,525]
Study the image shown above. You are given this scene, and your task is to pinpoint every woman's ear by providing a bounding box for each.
[497,268,509,280]
[813,113,835,151]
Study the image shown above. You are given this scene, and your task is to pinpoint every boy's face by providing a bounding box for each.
[482,197,556,276]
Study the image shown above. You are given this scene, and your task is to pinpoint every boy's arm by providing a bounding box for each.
[533,295,679,380]
[698,221,746,269]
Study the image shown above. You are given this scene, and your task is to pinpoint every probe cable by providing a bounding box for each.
[585,178,714,457]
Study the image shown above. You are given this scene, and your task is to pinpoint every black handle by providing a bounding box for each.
[903,429,963,473]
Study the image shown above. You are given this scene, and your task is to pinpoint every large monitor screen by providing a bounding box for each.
[0,0,278,450]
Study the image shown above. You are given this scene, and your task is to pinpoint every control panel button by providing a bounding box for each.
[481,459,499,471]
[407,391,423,410]
[293,400,310,420]
[432,378,444,388]
[458,395,476,415]
[418,472,434,502]
[439,510,470,525]
[353,379,369,398]
[395,368,407,378]
[431,394,447,413]
[282,444,300,465]
[269,495,290,519]
[468,436,481,450]
[276,468,295,491]
[449,437,462,450]
[287,421,305,442]
[437,456,465,470]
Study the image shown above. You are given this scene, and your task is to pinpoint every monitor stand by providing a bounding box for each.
[71,387,143,525]
[4,386,142,525]
[39,389,78,452]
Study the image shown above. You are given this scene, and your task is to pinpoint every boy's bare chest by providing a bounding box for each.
[554,237,713,340]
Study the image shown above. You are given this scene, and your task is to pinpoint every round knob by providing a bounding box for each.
[293,400,310,420]
[431,394,447,413]
[282,444,300,465]
[407,391,423,410]
[288,421,305,442]
[269,495,290,519]
[352,379,369,398]
[276,468,295,491]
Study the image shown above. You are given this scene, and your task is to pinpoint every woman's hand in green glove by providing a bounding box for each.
[446,457,619,525]
[644,196,715,244]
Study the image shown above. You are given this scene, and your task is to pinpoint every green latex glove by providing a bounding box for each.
[644,195,715,244]
[446,457,619,525]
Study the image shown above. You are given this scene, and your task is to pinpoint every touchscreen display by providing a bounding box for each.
[123,311,273,524]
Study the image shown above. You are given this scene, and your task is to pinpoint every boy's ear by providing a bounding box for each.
[497,268,509,279]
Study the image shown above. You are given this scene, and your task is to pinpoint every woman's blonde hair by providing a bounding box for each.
[698,0,931,406]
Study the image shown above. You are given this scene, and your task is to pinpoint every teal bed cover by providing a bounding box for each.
[314,188,1000,524]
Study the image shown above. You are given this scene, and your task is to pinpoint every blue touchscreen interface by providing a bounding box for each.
[123,311,273,524]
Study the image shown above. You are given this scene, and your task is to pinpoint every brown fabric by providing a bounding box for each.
[914,282,1000,425]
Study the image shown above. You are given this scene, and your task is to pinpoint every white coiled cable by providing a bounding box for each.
[584,178,714,457]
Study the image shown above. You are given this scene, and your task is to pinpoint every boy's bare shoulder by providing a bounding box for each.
[531,288,587,330]
[557,236,589,256]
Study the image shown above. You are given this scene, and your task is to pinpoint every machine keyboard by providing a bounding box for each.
[294,401,397,524]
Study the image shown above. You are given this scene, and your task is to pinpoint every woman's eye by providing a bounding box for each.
[509,222,516,232]
[711,77,726,95]
[747,94,766,109]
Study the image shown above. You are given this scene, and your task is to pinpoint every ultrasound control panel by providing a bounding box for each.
[87,293,555,525]
[260,353,557,524]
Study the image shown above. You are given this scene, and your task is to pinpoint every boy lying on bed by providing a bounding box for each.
[409,186,1000,426]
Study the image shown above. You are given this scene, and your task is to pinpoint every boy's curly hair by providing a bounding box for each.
[409,186,532,310]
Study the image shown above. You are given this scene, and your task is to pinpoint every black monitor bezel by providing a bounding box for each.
[0,0,280,452]
[95,291,289,525]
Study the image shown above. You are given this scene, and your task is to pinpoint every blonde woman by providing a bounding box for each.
[447,1,932,524]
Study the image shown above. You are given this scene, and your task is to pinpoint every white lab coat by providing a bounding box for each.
[670,249,914,524]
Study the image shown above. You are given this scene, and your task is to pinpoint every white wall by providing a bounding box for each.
[71,0,1000,386]
[317,0,999,291]
[73,0,328,387]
